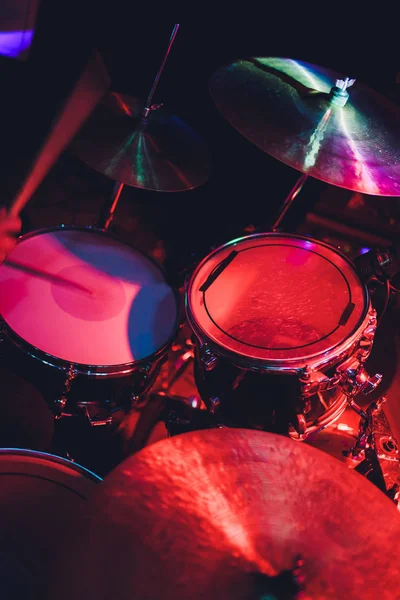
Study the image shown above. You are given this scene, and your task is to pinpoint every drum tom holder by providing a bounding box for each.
[295,307,382,438]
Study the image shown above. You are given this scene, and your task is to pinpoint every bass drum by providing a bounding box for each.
[186,233,380,438]
[0,449,101,599]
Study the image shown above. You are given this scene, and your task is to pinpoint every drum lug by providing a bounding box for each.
[53,367,78,419]
[299,367,337,397]
[200,346,219,371]
[139,361,153,375]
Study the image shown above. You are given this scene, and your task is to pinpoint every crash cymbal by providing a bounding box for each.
[71,92,212,192]
[209,57,400,196]
[49,429,400,599]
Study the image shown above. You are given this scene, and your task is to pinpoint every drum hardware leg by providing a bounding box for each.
[271,173,309,232]
[152,390,218,436]
[97,181,124,231]
[53,367,77,419]
[165,349,194,391]
[344,396,400,505]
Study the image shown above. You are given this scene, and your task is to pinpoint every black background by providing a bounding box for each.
[1,4,399,266]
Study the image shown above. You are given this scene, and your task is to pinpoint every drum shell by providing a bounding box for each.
[0,225,181,422]
[0,330,165,420]
[192,337,352,433]
[186,232,373,434]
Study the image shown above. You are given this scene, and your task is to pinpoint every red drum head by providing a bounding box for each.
[187,234,368,366]
[0,228,179,368]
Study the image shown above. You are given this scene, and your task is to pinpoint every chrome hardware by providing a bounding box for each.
[200,346,219,371]
[299,309,379,400]
[208,396,220,414]
[294,414,307,436]
[78,403,112,427]
[346,396,400,504]
[78,402,113,426]
[360,373,383,395]
[53,367,77,419]
[340,367,383,399]
[138,361,153,375]
[142,103,163,118]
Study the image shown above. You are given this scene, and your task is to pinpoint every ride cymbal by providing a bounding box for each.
[71,92,212,192]
[209,57,400,196]
[49,428,400,599]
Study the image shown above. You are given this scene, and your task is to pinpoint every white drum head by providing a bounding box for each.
[0,449,100,598]
[187,234,368,364]
[0,228,179,367]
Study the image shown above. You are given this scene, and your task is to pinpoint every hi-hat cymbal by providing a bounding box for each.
[49,429,400,599]
[209,57,400,196]
[71,92,212,192]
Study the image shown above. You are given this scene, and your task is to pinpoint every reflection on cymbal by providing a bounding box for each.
[71,92,212,192]
[210,57,400,196]
[50,429,400,599]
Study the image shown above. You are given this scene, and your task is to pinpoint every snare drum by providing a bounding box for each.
[0,449,100,599]
[0,226,180,425]
[186,233,380,438]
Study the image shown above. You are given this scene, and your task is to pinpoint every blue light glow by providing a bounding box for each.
[0,29,34,58]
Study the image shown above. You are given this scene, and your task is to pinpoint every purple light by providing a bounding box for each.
[0,29,34,58]
[360,247,371,255]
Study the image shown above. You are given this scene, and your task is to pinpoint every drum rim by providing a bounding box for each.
[0,448,102,482]
[0,224,182,376]
[185,232,370,370]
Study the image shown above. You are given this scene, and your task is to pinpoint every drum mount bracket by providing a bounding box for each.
[344,396,400,508]
[299,310,381,402]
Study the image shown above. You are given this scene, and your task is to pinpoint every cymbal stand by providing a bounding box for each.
[271,172,308,232]
[96,24,180,231]
[97,181,124,230]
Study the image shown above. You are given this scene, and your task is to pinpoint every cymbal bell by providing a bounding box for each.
[49,429,400,599]
[209,57,400,196]
[71,92,212,192]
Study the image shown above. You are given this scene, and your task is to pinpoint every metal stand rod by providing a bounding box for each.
[97,181,124,230]
[143,24,180,117]
[271,173,308,232]
[96,25,180,228]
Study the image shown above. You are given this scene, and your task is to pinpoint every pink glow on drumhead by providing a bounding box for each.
[188,235,366,363]
[0,229,178,366]
[51,265,127,321]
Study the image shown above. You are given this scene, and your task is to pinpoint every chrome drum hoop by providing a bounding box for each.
[185,232,371,374]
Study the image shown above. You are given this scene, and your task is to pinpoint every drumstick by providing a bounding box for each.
[9,50,110,217]
[5,259,93,296]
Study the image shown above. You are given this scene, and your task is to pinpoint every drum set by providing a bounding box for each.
[1,25,400,598]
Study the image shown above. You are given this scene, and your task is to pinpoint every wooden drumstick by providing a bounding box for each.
[9,50,110,217]
[5,259,93,296]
